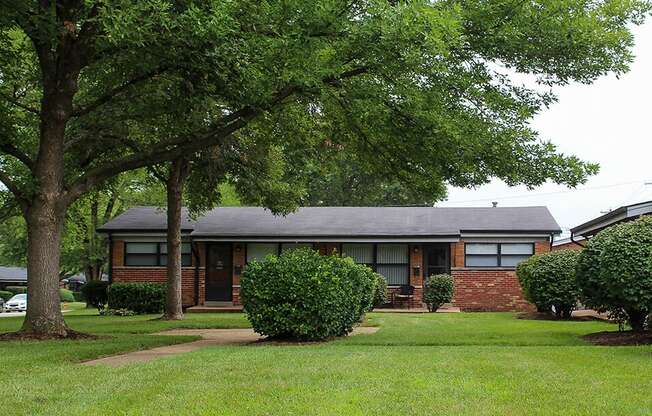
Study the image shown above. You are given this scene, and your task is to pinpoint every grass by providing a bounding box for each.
[1,310,651,415]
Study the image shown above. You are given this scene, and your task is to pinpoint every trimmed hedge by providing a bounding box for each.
[423,274,454,312]
[0,290,12,301]
[82,280,109,310]
[6,286,26,294]
[241,248,376,341]
[59,288,75,302]
[107,282,166,314]
[372,273,388,309]
[576,216,652,331]
[517,250,581,318]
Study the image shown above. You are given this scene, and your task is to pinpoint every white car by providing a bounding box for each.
[5,294,27,312]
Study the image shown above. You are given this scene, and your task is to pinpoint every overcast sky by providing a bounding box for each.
[438,21,652,237]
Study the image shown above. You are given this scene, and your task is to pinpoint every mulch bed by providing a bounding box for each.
[516,312,599,322]
[582,331,652,346]
[0,329,97,341]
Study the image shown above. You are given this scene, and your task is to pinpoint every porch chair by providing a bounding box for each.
[392,284,415,309]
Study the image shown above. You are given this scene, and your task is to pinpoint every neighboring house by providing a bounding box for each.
[98,206,561,311]
[0,266,27,290]
[554,199,652,250]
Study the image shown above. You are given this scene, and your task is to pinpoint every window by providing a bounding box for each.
[281,243,314,253]
[124,242,192,267]
[376,244,409,285]
[341,244,374,266]
[465,243,534,268]
[342,243,409,286]
[246,243,279,263]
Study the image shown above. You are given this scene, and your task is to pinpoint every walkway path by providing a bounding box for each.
[82,327,379,367]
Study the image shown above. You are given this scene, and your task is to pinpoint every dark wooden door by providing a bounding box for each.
[206,243,233,301]
[424,244,450,278]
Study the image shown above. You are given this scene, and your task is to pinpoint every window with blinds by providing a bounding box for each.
[341,243,409,286]
[246,243,279,263]
[465,243,534,268]
[125,242,192,266]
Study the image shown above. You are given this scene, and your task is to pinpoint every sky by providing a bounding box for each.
[438,21,652,237]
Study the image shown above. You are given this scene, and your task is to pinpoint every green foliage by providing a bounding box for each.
[5,286,26,294]
[372,273,388,309]
[107,283,166,315]
[576,216,652,331]
[0,290,12,301]
[423,274,454,312]
[58,289,75,303]
[517,250,581,318]
[99,307,136,317]
[71,291,84,302]
[240,248,376,341]
[82,281,109,310]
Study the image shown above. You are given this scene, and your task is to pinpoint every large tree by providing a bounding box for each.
[0,0,647,337]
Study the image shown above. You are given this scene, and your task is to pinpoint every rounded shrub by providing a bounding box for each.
[72,291,84,302]
[82,280,109,310]
[0,290,12,301]
[108,282,165,314]
[576,216,652,331]
[240,248,376,341]
[423,274,454,312]
[372,273,388,309]
[59,288,75,303]
[517,250,581,318]
[6,286,26,294]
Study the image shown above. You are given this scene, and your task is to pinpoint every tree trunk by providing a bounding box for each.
[21,199,68,336]
[164,159,189,320]
[626,309,648,332]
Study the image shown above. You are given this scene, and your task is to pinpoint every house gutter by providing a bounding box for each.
[570,231,586,248]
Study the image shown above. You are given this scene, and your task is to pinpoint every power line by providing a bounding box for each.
[442,180,647,205]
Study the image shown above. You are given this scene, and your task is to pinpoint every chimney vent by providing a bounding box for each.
[492,201,498,208]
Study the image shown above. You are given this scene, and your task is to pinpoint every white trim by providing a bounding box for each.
[192,237,460,243]
[460,233,551,239]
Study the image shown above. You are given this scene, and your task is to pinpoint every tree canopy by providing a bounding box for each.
[0,0,648,336]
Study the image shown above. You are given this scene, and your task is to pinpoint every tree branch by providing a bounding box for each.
[0,169,28,208]
[71,66,171,117]
[0,92,40,115]
[0,142,35,171]
[65,66,370,202]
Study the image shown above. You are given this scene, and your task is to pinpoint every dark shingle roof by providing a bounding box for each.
[100,206,560,237]
[98,206,195,232]
[0,266,27,283]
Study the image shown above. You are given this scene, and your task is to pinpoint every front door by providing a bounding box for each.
[206,243,233,301]
[424,244,450,278]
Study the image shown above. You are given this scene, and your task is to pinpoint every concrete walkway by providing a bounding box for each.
[82,327,379,367]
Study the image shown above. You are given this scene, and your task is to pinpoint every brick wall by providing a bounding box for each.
[111,239,204,308]
[552,241,585,251]
[450,240,550,312]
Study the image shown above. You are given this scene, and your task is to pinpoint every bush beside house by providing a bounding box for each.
[59,289,75,303]
[107,282,166,314]
[240,248,376,341]
[423,274,454,312]
[372,273,388,309]
[576,216,652,331]
[517,250,581,318]
[5,286,26,294]
[0,290,12,301]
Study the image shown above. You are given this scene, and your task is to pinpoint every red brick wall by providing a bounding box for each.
[111,239,204,308]
[552,241,584,251]
[451,240,550,312]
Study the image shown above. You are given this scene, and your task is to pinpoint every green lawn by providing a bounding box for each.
[1,310,651,415]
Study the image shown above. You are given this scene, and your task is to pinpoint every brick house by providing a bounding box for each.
[98,206,560,311]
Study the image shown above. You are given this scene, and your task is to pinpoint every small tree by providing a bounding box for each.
[517,250,581,318]
[576,216,652,331]
[423,274,454,312]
